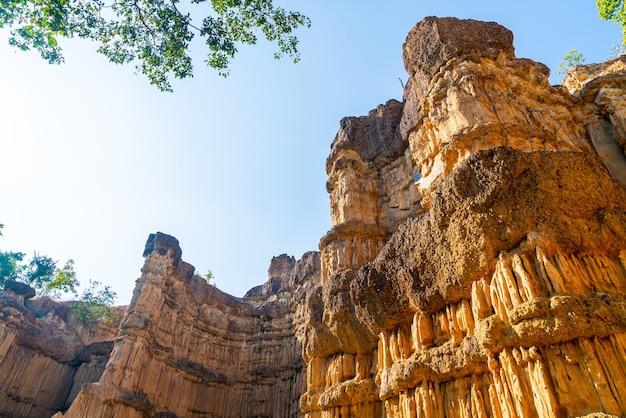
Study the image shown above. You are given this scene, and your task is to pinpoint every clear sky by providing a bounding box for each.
[0,1,622,304]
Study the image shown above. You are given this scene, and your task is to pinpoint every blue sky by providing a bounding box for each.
[0,1,622,304]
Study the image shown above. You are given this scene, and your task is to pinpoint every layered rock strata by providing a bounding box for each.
[321,99,422,283]
[564,56,626,185]
[306,16,626,418]
[59,233,321,418]
[0,281,121,417]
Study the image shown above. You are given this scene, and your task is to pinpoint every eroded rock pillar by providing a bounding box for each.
[308,16,626,418]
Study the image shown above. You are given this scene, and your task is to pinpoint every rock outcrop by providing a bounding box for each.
[321,99,422,284]
[306,16,626,418]
[3,15,626,418]
[0,281,121,417]
[59,233,321,418]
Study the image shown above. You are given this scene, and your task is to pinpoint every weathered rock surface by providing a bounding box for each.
[59,233,321,418]
[403,17,592,209]
[322,99,422,283]
[307,16,626,418]
[0,281,122,417]
[564,56,626,185]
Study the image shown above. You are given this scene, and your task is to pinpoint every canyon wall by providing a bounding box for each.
[0,281,122,417]
[305,16,626,418]
[0,236,321,418]
[59,233,321,418]
[1,15,626,418]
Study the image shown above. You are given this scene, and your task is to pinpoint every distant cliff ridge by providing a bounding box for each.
[1,16,626,418]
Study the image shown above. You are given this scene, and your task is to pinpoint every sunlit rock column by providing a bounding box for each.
[352,147,626,417]
[349,17,626,418]
[401,17,590,209]
[305,96,423,416]
[320,99,422,283]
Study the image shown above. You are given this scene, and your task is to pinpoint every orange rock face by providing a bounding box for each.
[60,234,321,417]
[308,16,626,418]
[0,282,122,417]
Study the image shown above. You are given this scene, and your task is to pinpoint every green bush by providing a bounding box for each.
[70,279,118,325]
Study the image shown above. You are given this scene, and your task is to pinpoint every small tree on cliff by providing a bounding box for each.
[0,0,310,91]
[558,49,586,74]
[203,269,215,286]
[70,279,118,324]
[558,2,625,76]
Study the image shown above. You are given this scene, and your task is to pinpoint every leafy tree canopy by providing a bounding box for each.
[598,0,626,42]
[0,250,78,297]
[43,259,80,297]
[0,226,118,324]
[23,253,57,292]
[0,0,310,91]
[0,249,118,323]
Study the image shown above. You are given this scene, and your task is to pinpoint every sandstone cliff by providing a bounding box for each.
[2,15,626,418]
[59,233,321,418]
[305,16,626,418]
[0,281,122,417]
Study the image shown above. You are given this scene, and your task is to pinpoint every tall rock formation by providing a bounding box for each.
[308,16,626,418]
[59,233,321,418]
